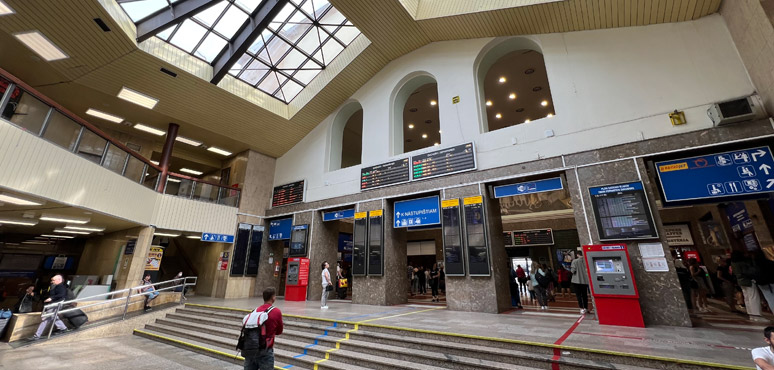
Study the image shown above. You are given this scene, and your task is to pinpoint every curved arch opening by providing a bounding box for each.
[329,101,363,171]
[391,74,440,155]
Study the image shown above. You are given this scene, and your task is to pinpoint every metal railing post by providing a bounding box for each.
[140,163,148,184]
[121,153,130,176]
[46,301,63,339]
[72,126,85,154]
[122,289,132,320]
[190,180,197,200]
[38,107,54,137]
[99,141,111,166]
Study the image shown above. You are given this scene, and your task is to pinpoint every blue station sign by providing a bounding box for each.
[322,209,355,222]
[493,177,563,198]
[268,218,293,240]
[394,196,441,228]
[655,146,774,203]
[201,232,235,243]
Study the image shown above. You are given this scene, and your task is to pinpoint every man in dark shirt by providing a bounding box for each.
[33,274,68,340]
[243,287,283,370]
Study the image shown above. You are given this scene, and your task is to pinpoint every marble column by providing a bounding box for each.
[254,219,285,298]
[443,184,511,313]
[115,226,154,291]
[566,158,691,327]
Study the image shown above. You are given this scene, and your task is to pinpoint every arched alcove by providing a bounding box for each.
[329,101,363,171]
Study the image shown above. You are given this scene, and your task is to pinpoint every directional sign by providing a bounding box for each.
[201,232,235,243]
[493,177,563,198]
[322,209,355,222]
[394,196,441,228]
[655,146,774,203]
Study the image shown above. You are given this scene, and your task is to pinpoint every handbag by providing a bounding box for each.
[325,284,333,292]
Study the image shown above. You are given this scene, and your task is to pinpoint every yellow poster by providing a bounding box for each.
[145,246,164,271]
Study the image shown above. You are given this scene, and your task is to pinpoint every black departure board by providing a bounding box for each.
[352,212,368,276]
[441,199,465,276]
[412,143,476,181]
[360,158,410,190]
[511,229,554,246]
[463,196,490,276]
[589,182,658,241]
[272,180,304,207]
[367,210,384,276]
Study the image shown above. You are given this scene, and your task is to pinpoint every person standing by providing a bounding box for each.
[557,265,572,298]
[571,250,590,315]
[688,258,710,312]
[732,251,767,322]
[424,268,431,292]
[321,261,332,309]
[418,266,427,295]
[32,275,68,340]
[516,265,528,294]
[752,326,774,370]
[430,263,441,302]
[716,258,738,312]
[242,288,283,370]
[531,266,549,310]
[509,263,523,309]
[411,267,419,296]
[755,252,774,314]
[14,285,38,313]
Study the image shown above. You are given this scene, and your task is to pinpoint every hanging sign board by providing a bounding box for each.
[493,177,563,198]
[124,239,136,255]
[511,229,554,246]
[441,199,465,276]
[394,195,441,228]
[352,212,368,276]
[463,195,491,276]
[322,209,355,221]
[271,180,305,207]
[411,142,476,181]
[367,210,384,276]
[589,182,658,241]
[268,218,293,240]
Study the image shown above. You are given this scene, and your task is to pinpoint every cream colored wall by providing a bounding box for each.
[77,229,138,277]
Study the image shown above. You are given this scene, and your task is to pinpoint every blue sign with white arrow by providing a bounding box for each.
[655,146,774,203]
[268,218,292,240]
[493,177,564,198]
[201,232,235,243]
[394,196,441,228]
[322,209,355,222]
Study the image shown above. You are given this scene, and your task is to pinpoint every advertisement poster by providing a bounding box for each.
[145,247,164,271]
[51,256,68,270]
[663,224,694,246]
[556,249,574,269]
[218,252,229,271]
[698,221,729,249]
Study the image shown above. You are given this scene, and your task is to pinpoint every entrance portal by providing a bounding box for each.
[406,229,446,306]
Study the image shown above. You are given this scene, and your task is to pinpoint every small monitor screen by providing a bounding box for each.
[594,257,624,274]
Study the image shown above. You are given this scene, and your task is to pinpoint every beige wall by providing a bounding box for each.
[77,229,136,277]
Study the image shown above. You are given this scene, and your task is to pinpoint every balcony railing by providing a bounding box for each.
[0,68,240,207]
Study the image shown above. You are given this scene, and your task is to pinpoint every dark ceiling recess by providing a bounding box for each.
[402,83,441,153]
[524,68,534,74]
[160,68,177,78]
[409,108,418,112]
[93,18,111,32]
[532,86,542,92]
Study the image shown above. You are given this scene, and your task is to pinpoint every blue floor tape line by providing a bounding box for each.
[290,321,335,360]
[283,365,293,369]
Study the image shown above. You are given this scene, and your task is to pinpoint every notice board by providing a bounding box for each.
[589,182,658,241]
[352,212,368,276]
[463,196,490,276]
[441,199,465,276]
[367,210,384,276]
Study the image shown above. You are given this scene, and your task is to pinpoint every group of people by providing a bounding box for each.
[407,263,445,302]
[508,251,591,314]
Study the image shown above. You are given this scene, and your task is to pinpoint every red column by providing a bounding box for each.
[156,123,179,193]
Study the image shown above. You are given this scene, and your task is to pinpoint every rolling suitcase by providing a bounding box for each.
[62,308,88,328]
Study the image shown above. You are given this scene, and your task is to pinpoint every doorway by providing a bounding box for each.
[406,230,446,306]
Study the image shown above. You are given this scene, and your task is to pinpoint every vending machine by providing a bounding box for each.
[285,257,309,301]
[583,244,645,327]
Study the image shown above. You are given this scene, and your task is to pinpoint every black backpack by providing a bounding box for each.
[237,306,275,353]
[535,271,550,288]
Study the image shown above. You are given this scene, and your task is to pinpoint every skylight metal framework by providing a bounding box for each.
[117,0,361,104]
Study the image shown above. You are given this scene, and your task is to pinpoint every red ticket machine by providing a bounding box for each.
[285,257,309,301]
[584,244,645,327]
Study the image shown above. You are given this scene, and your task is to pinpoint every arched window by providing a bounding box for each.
[329,101,363,171]
[476,39,554,132]
[392,74,440,154]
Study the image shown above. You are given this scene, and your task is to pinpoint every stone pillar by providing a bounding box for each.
[115,226,154,291]
[255,220,284,297]
[566,158,691,327]
[307,210,339,303]
[352,199,407,306]
[443,185,511,313]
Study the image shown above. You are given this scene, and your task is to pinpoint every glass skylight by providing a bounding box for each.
[118,0,361,104]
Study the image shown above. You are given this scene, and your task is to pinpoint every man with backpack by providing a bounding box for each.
[532,265,550,310]
[240,287,283,370]
[32,274,68,340]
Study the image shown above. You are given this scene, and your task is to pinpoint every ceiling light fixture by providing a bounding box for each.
[541,100,549,107]
[53,228,91,235]
[207,147,232,156]
[167,178,181,183]
[40,214,90,224]
[13,31,68,61]
[154,232,181,237]
[430,100,437,106]
[433,143,439,146]
[133,123,165,136]
[421,134,428,139]
[547,113,554,118]
[498,77,506,83]
[64,225,105,232]
[0,194,42,206]
[495,113,502,119]
[509,93,516,100]
[22,241,49,245]
[40,234,74,239]
[117,87,159,109]
[176,136,203,146]
[150,160,159,165]
[407,123,414,129]
[438,130,442,134]
[180,168,203,176]
[525,119,531,123]
[0,1,15,15]
[0,218,38,226]
[486,100,492,107]
[86,108,123,124]
[186,235,201,239]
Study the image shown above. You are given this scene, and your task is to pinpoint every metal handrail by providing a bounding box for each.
[40,276,197,339]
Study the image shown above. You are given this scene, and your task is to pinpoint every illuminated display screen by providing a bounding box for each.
[360,158,410,190]
[272,180,304,207]
[411,143,476,181]
[594,258,624,274]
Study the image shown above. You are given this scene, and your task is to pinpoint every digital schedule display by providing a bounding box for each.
[271,180,304,207]
[352,212,367,276]
[360,158,410,190]
[412,143,476,181]
[589,182,658,241]
[441,199,465,276]
[511,229,554,246]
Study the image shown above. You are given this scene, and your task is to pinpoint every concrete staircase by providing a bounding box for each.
[132,305,734,370]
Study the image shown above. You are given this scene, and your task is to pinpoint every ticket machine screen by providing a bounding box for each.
[594,258,624,274]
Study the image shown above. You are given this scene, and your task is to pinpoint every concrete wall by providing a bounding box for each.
[273,15,753,204]
[77,229,138,277]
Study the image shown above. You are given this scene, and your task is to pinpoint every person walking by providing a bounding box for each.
[321,261,332,309]
[755,252,774,315]
[557,265,572,298]
[516,265,528,295]
[571,250,591,315]
[531,266,549,310]
[509,263,523,309]
[418,266,427,295]
[717,258,738,312]
[430,263,441,302]
[242,287,283,370]
[14,285,38,313]
[732,251,768,322]
[688,258,710,312]
[752,326,774,370]
[32,275,68,340]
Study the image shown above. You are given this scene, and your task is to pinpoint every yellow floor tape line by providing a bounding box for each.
[312,323,359,370]
[358,307,443,323]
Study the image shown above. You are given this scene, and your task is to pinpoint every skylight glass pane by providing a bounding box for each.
[235,0,263,13]
[277,49,306,69]
[279,22,312,44]
[282,80,303,102]
[274,2,296,23]
[293,68,321,85]
[321,38,343,64]
[195,33,228,62]
[334,25,360,45]
[156,24,177,41]
[266,35,292,64]
[257,47,271,64]
[311,0,331,19]
[319,6,344,25]
[231,53,253,74]
[170,19,207,53]
[240,60,270,85]
[248,31,269,54]
[121,0,168,22]
[300,0,315,18]
[194,1,228,28]
[268,22,283,31]
[288,8,313,24]
[214,5,248,39]
[273,89,286,102]
[258,71,281,95]
[296,28,321,55]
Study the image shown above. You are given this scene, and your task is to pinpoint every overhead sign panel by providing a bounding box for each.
[394,196,441,228]
[655,146,774,203]
[511,229,554,246]
[589,182,658,241]
[493,177,563,198]
[360,158,410,190]
[201,232,235,243]
[412,142,476,181]
[272,180,305,207]
[268,218,293,241]
[322,209,355,221]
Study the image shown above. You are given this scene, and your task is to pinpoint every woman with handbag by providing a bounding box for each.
[321,261,332,309]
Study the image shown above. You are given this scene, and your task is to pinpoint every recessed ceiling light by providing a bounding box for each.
[541,100,549,107]
[53,228,91,235]
[0,1,15,15]
[525,119,531,123]
[86,108,123,124]
[0,194,42,206]
[485,100,492,107]
[421,134,428,139]
[167,178,181,183]
[154,232,181,237]
[64,225,105,232]
[547,113,554,118]
[207,147,232,156]
[118,87,159,109]
[430,100,437,106]
[438,130,442,134]
[0,218,37,226]
[498,77,506,83]
[13,31,68,61]
[495,113,502,119]
[22,241,49,245]
[150,160,159,165]
[41,234,74,239]
[133,123,165,136]
[408,123,414,129]
[40,214,90,224]
[186,235,200,239]
[180,168,203,176]
[176,136,203,146]
[509,93,516,100]
[433,143,439,146]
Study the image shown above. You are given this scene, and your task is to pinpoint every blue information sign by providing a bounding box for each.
[268,218,293,240]
[201,232,235,243]
[394,196,441,228]
[655,146,774,203]
[493,177,563,198]
[322,209,355,221]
